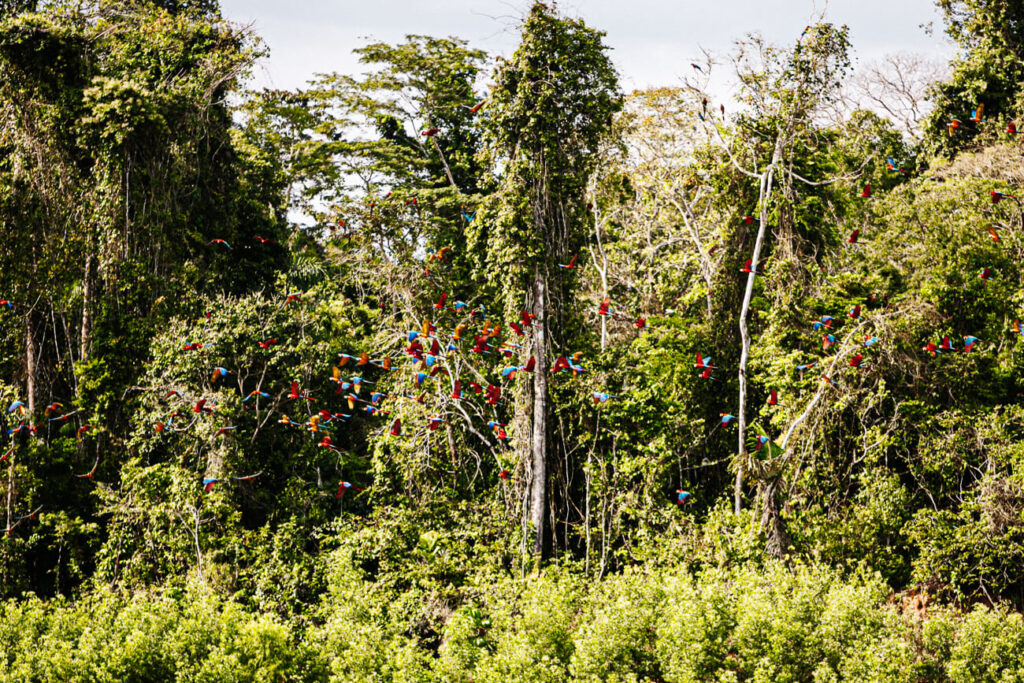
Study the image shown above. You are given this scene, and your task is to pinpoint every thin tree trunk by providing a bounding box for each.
[80,253,93,362]
[25,313,36,416]
[735,137,783,514]
[530,267,549,557]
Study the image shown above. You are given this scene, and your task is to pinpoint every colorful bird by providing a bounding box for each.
[75,458,99,481]
[740,259,756,274]
[76,424,92,441]
[694,353,714,370]
[7,401,26,416]
[202,477,219,493]
[592,392,616,404]
[859,184,872,198]
[847,229,859,244]
[421,128,440,137]
[389,418,402,437]
[211,367,229,383]
[812,316,836,330]
[922,341,940,357]
[963,336,982,352]
[767,390,778,406]
[336,481,362,498]
[848,354,863,368]
[755,435,770,451]
[676,490,691,504]
[598,297,612,316]
[991,190,1017,204]
[940,336,956,352]
[979,268,994,281]
[257,339,278,349]
[1007,121,1017,136]
[796,361,817,372]
[970,103,984,123]
[720,414,736,425]
[243,390,269,402]
[214,426,237,438]
[864,336,879,347]
[558,253,579,270]
[206,239,231,248]
[253,236,275,244]
[987,225,1001,242]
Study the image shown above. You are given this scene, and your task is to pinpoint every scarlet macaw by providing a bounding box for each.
[992,191,1017,204]
[847,229,859,244]
[864,336,879,347]
[257,339,277,349]
[963,336,981,352]
[592,392,615,404]
[211,367,229,383]
[812,316,835,330]
[740,259,756,274]
[243,390,269,402]
[848,354,863,368]
[767,390,778,406]
[859,184,872,198]
[336,481,362,498]
[720,414,736,425]
[987,226,1001,242]
[207,239,231,248]
[558,254,578,269]
[676,490,691,504]
[203,478,218,492]
[389,418,402,436]
[75,459,99,480]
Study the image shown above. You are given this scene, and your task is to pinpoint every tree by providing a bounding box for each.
[479,2,620,557]
[704,26,855,516]
[924,0,1024,153]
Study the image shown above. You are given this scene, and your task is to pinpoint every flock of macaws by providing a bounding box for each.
[1,93,1019,534]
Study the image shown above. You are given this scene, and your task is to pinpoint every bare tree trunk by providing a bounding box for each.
[25,313,36,416]
[80,253,93,363]
[530,267,549,557]
[735,137,783,514]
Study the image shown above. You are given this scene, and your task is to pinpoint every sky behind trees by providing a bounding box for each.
[222,0,956,92]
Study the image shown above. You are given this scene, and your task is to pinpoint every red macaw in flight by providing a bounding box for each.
[558,254,579,270]
[337,481,362,498]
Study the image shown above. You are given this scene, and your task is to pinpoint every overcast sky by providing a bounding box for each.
[220,0,957,93]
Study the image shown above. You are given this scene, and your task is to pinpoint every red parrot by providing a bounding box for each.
[451,381,463,400]
[1008,121,1017,136]
[76,424,92,441]
[257,339,278,349]
[848,305,861,320]
[520,310,535,328]
[767,390,778,406]
[598,298,611,316]
[847,229,859,244]
[848,354,863,368]
[336,481,362,498]
[389,418,402,436]
[75,458,99,480]
[434,292,448,310]
[859,184,872,198]
[521,357,536,373]
[253,236,275,244]
[421,128,440,137]
[558,253,578,269]
[991,190,1017,204]
[207,239,231,248]
[987,225,1001,242]
[740,259,756,274]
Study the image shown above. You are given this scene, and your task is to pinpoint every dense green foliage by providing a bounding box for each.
[1,0,1024,678]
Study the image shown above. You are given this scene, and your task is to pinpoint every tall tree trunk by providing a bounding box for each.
[25,312,36,416]
[530,266,549,557]
[80,253,93,363]
[735,137,782,514]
